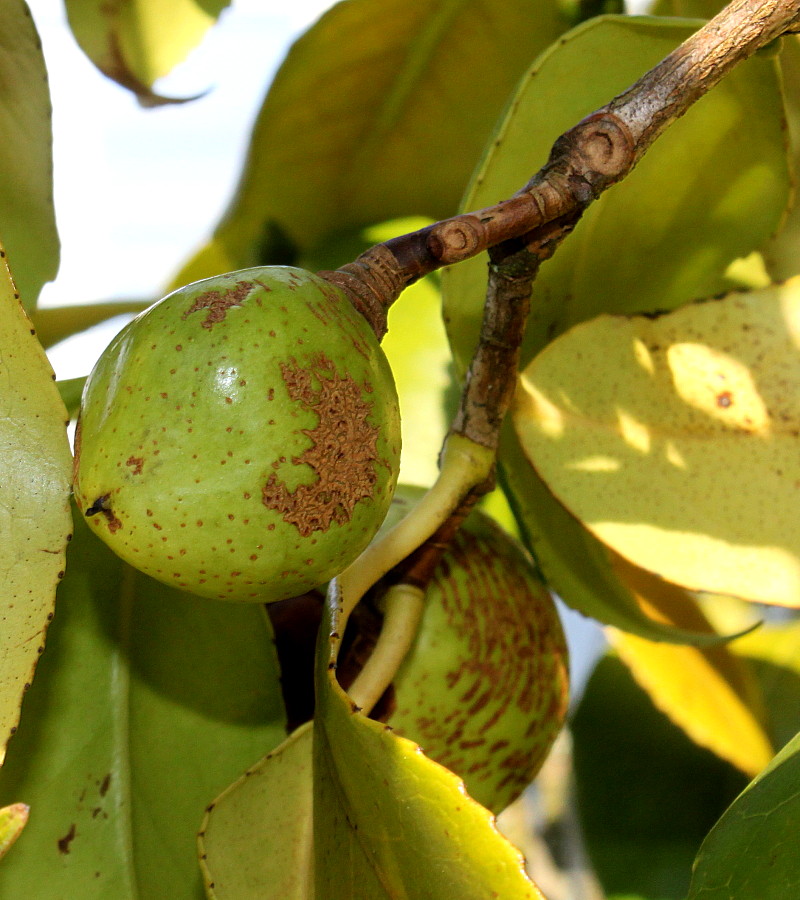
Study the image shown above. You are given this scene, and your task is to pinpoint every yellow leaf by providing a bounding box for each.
[0,247,72,762]
[514,279,800,605]
[607,567,773,777]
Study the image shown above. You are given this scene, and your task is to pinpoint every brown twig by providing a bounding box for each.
[320,0,800,339]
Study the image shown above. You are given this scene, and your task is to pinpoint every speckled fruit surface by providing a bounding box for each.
[383,493,569,813]
[73,266,401,602]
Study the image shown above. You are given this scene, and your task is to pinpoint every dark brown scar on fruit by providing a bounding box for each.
[261,352,380,537]
[126,456,144,475]
[182,279,264,329]
[85,494,123,534]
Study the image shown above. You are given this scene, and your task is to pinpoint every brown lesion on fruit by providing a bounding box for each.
[126,456,144,475]
[261,353,381,536]
[182,280,261,330]
[85,494,123,534]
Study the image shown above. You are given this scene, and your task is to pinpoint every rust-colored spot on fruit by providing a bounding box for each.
[126,456,144,475]
[261,353,380,536]
[182,280,258,329]
[717,390,733,408]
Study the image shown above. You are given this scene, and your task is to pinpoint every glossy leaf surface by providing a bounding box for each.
[0,248,72,764]
[0,3,59,307]
[65,0,230,104]
[313,582,545,899]
[688,730,800,899]
[173,0,573,283]
[0,513,286,897]
[515,281,800,605]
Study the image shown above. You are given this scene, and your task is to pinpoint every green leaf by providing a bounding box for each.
[0,3,59,308]
[173,0,575,284]
[762,35,800,281]
[442,14,790,375]
[64,0,231,104]
[32,300,149,349]
[733,620,800,752]
[0,247,72,763]
[572,655,749,899]
[499,426,738,644]
[0,512,286,897]
[312,582,546,899]
[514,281,800,605]
[687,729,800,899]
[57,376,86,420]
[199,724,314,900]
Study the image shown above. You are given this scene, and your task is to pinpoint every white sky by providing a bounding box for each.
[27,0,333,378]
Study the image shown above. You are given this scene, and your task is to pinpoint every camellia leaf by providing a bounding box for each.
[0,512,286,897]
[0,803,28,860]
[312,581,546,899]
[64,0,230,104]
[0,247,72,764]
[687,729,800,899]
[514,280,800,605]
[499,427,742,644]
[172,0,575,284]
[57,376,87,420]
[607,590,773,777]
[442,14,789,375]
[733,620,800,751]
[0,3,59,308]
[31,300,149,349]
[199,723,314,900]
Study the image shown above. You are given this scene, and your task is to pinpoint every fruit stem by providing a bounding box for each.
[346,583,426,715]
[337,433,495,616]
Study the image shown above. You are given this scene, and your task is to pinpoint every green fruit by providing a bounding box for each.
[73,266,401,602]
[378,489,569,813]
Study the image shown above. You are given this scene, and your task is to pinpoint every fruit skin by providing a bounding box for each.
[377,489,569,813]
[73,266,401,602]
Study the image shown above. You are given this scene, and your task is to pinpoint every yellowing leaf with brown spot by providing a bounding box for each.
[514,279,800,606]
[607,560,773,777]
[0,247,72,762]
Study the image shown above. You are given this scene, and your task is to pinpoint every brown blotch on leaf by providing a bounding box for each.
[182,280,259,329]
[261,353,380,536]
[717,391,733,408]
[57,824,76,855]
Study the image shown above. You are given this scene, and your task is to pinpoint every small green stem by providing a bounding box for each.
[336,433,494,620]
[347,583,426,714]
